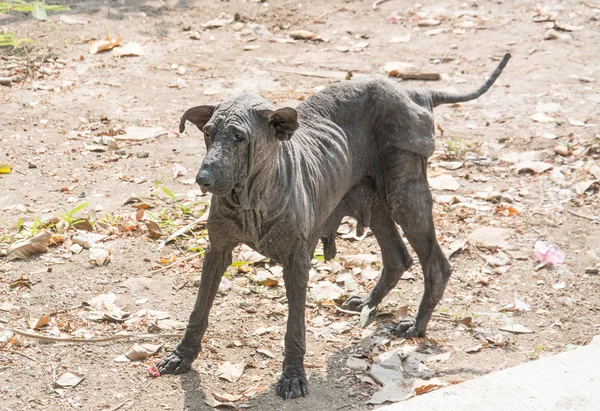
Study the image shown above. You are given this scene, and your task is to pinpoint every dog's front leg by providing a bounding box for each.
[157,244,232,375]
[277,251,310,399]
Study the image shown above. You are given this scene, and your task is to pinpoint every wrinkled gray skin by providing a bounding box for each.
[158,54,511,399]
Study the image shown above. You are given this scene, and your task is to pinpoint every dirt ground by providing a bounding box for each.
[1,0,599,410]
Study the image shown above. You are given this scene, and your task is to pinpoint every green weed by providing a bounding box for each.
[0,1,69,20]
[59,202,89,227]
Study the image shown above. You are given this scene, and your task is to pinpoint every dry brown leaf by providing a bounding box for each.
[89,247,111,266]
[413,378,447,395]
[89,30,125,54]
[72,219,94,232]
[252,270,279,287]
[515,161,553,174]
[49,234,65,245]
[238,248,268,263]
[54,372,84,388]
[395,305,409,319]
[135,209,145,222]
[153,319,187,331]
[466,344,483,353]
[125,343,162,361]
[204,395,236,409]
[27,313,50,329]
[216,362,245,382]
[366,379,415,404]
[7,231,52,260]
[243,385,266,397]
[145,220,165,239]
[256,348,275,358]
[112,43,144,57]
[212,392,243,403]
[468,226,514,249]
[428,174,460,191]
[9,276,32,289]
[574,180,597,195]
[457,317,473,327]
[339,254,378,267]
[311,281,345,301]
[494,205,521,216]
[289,29,315,40]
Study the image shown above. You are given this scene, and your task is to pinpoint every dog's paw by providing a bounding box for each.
[391,318,425,338]
[157,350,194,375]
[341,295,370,312]
[277,369,308,399]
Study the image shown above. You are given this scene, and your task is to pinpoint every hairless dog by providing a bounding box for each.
[157,53,511,399]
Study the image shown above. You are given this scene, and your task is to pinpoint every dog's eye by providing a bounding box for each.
[233,133,245,143]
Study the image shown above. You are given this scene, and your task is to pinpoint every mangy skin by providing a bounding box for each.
[157,54,511,400]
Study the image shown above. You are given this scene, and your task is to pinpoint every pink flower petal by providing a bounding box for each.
[386,11,400,24]
[534,241,565,266]
[173,163,187,178]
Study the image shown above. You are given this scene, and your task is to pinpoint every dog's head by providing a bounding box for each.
[180,95,298,197]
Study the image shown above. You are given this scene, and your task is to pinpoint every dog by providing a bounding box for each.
[157,54,511,400]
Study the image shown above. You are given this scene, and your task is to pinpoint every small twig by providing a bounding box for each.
[431,314,457,322]
[269,68,362,80]
[109,399,132,411]
[174,280,191,292]
[141,379,154,392]
[372,0,391,9]
[335,306,361,316]
[568,209,600,222]
[50,304,84,317]
[125,370,138,382]
[12,168,26,176]
[159,217,206,248]
[153,252,201,274]
[1,327,182,343]
[1,348,38,363]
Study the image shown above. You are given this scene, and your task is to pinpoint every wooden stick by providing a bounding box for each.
[394,72,441,81]
[152,252,201,274]
[159,217,205,247]
[334,306,361,316]
[109,399,132,411]
[2,327,182,343]
[1,348,38,362]
[269,68,370,80]
[372,0,391,10]
[567,209,600,222]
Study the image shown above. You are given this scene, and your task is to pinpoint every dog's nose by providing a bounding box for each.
[196,169,215,189]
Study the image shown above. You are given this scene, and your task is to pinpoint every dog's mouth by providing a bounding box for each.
[201,182,241,197]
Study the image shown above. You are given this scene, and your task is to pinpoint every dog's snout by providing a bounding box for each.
[196,168,215,189]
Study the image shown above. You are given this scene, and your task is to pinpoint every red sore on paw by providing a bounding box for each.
[147,366,160,378]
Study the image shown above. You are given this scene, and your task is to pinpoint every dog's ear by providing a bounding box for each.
[261,107,299,141]
[180,105,216,133]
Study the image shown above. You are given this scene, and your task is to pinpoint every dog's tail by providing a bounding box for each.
[430,53,511,108]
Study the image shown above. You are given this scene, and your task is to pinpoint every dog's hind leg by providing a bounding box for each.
[342,199,413,311]
[382,150,452,338]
